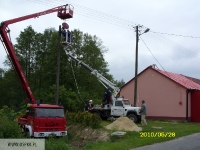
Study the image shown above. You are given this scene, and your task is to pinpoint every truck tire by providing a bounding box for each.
[128,114,137,123]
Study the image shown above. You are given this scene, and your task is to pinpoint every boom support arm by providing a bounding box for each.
[0,4,73,104]
[1,4,73,27]
[65,51,121,98]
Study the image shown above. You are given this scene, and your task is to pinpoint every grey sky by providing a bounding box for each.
[0,0,199,83]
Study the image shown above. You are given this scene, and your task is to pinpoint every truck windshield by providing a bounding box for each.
[35,108,65,118]
[123,100,131,105]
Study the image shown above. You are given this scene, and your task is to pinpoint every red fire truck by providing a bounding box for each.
[0,4,73,137]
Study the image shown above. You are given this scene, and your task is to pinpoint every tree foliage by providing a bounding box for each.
[0,26,123,112]
[0,106,23,138]
[0,69,24,110]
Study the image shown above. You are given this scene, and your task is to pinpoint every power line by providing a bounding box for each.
[24,0,200,62]
[27,0,135,30]
[140,37,177,80]
[151,31,200,39]
[28,0,200,40]
[140,37,166,72]
[144,32,200,60]
[49,0,139,26]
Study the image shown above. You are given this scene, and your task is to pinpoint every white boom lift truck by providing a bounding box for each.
[65,51,141,123]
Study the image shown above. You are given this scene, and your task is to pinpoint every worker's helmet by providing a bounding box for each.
[89,100,93,103]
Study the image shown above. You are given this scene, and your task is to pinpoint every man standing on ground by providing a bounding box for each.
[140,100,147,126]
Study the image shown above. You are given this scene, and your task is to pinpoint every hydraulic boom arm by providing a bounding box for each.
[0,4,73,104]
[65,51,121,98]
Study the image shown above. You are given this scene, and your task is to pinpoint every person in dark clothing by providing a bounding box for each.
[140,100,147,126]
[66,30,71,43]
[85,98,89,111]
[61,29,66,37]
[102,87,111,107]
[104,87,111,104]
[61,28,71,43]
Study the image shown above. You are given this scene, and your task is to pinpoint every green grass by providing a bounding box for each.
[45,120,200,150]
[82,120,200,150]
[100,120,111,127]
[45,137,72,150]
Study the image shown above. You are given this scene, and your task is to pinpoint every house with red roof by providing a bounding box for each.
[120,65,200,122]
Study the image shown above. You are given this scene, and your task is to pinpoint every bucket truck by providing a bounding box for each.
[0,4,74,137]
[65,51,141,123]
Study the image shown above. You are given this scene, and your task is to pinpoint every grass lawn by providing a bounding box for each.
[82,120,200,150]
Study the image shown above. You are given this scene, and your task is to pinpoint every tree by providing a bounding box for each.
[32,28,57,100]
[15,26,38,81]
[0,26,122,112]
[114,79,125,88]
[64,30,112,99]
[0,69,24,110]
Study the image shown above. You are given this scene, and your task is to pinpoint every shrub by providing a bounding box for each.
[0,105,20,120]
[0,106,23,138]
[66,112,101,128]
[0,116,23,138]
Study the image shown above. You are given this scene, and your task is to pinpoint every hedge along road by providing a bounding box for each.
[131,133,200,150]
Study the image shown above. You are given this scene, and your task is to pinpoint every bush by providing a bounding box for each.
[67,112,101,128]
[0,105,23,138]
[0,116,23,138]
[0,105,20,120]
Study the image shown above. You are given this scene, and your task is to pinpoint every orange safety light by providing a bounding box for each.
[57,4,74,19]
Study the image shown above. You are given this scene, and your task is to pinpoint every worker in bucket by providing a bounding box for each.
[61,27,67,40]
[61,28,71,43]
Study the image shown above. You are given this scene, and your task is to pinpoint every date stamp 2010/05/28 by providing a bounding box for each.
[140,132,176,138]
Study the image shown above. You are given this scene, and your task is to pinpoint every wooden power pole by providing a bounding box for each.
[55,25,61,105]
[134,26,139,107]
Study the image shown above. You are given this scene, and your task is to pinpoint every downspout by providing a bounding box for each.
[186,89,190,122]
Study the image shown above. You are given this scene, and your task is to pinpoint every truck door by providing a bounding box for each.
[111,101,124,116]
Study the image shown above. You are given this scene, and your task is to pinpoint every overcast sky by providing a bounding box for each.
[1,0,200,83]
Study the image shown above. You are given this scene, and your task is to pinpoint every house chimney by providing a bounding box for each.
[152,64,156,68]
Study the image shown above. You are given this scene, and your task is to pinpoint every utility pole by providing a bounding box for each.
[134,26,139,107]
[55,25,61,105]
[133,26,150,107]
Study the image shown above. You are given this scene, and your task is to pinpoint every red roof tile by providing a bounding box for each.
[152,67,200,90]
[184,76,200,85]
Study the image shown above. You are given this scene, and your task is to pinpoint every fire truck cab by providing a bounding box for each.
[19,104,67,137]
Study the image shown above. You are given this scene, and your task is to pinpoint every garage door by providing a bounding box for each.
[191,91,200,122]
